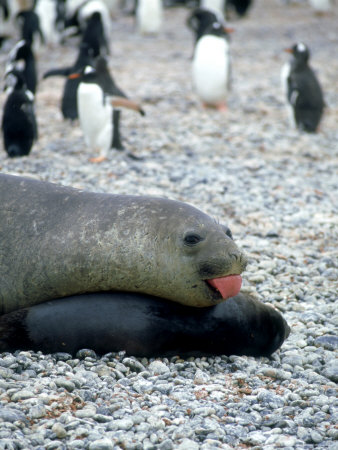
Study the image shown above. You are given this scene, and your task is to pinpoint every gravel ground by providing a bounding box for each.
[0,1,337,449]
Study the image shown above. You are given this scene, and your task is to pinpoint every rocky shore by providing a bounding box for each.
[0,1,337,448]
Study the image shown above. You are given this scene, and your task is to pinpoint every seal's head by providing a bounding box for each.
[111,196,247,307]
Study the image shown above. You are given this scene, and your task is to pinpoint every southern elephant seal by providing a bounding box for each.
[0,291,290,357]
[0,173,247,314]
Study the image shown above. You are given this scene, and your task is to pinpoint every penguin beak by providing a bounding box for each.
[224,27,235,33]
[68,73,81,79]
[284,48,293,54]
[110,96,145,116]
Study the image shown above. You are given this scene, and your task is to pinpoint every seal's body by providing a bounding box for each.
[0,174,246,314]
[0,292,290,357]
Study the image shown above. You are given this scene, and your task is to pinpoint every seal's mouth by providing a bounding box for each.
[206,275,242,300]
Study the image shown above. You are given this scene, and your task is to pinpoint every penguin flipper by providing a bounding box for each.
[110,96,145,116]
[43,67,73,78]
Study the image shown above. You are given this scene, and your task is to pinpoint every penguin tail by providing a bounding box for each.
[110,96,145,116]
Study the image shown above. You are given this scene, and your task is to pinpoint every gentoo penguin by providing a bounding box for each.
[34,0,62,45]
[187,7,224,46]
[308,0,331,15]
[1,70,38,158]
[43,42,94,120]
[69,58,145,162]
[16,9,45,48]
[136,0,163,35]
[6,39,37,94]
[281,42,325,133]
[192,21,233,110]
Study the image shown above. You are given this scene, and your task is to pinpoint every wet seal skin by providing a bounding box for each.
[0,292,290,357]
[0,173,247,314]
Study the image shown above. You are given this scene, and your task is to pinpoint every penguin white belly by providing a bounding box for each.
[77,83,113,154]
[309,0,331,12]
[137,0,163,34]
[35,0,58,45]
[280,62,296,128]
[201,0,225,15]
[192,35,230,106]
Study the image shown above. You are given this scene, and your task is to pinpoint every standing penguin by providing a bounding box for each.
[69,58,145,162]
[308,0,332,15]
[43,42,94,120]
[34,0,62,45]
[281,42,325,133]
[6,39,38,94]
[136,0,163,35]
[192,21,233,110]
[1,70,38,158]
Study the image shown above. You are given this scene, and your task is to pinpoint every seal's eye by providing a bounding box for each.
[184,233,203,246]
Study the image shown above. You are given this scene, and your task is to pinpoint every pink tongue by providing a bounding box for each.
[207,275,242,299]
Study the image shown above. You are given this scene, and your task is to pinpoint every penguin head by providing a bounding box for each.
[7,40,32,66]
[205,21,234,39]
[68,64,97,83]
[285,42,310,66]
[4,69,26,92]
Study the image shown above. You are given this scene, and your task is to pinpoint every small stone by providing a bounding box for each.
[75,407,97,418]
[323,359,338,382]
[55,378,76,392]
[244,431,265,446]
[315,335,338,350]
[52,423,67,439]
[11,390,35,401]
[177,439,199,450]
[123,357,146,372]
[76,349,97,359]
[89,438,114,450]
[0,408,27,423]
[109,418,134,431]
[310,430,323,444]
[158,439,174,450]
[194,368,210,385]
[29,405,46,419]
[148,360,170,375]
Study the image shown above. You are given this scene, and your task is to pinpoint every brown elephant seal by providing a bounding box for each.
[0,291,290,357]
[0,173,247,314]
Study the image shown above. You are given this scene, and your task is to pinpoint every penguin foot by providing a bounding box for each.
[89,156,107,163]
[202,102,228,112]
[216,103,228,112]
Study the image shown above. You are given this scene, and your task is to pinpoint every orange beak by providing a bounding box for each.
[225,27,235,33]
[68,73,81,79]
[284,48,293,54]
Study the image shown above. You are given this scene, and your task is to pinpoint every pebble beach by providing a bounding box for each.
[0,1,337,449]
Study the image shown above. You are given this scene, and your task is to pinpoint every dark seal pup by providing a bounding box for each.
[0,173,247,314]
[0,292,290,357]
